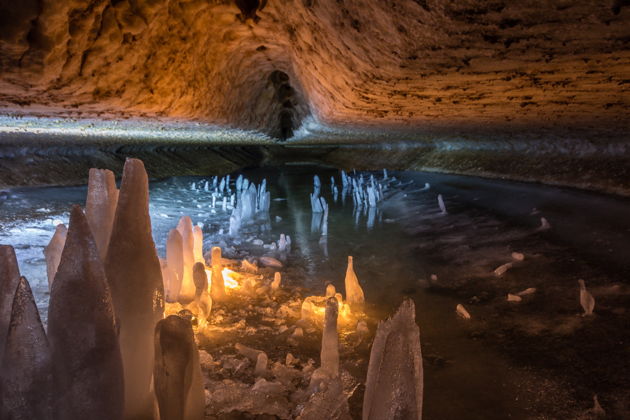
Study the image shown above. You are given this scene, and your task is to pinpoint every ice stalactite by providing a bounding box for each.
[43,223,67,290]
[0,245,21,364]
[85,168,119,261]
[579,279,595,316]
[104,158,164,420]
[154,315,205,420]
[0,276,53,420]
[48,206,124,420]
[193,225,204,264]
[344,256,365,308]
[320,297,340,378]
[363,299,423,420]
[211,247,226,302]
[166,229,185,302]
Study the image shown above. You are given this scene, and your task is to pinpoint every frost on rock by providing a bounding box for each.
[363,299,423,420]
[85,168,119,261]
[154,315,205,420]
[0,276,53,420]
[0,245,22,364]
[344,256,365,308]
[48,206,124,420]
[43,223,67,290]
[104,158,164,419]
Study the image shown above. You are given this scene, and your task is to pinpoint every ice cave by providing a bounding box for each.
[0,1,629,419]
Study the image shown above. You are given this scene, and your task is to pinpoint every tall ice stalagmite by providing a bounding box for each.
[0,276,53,420]
[154,315,205,420]
[344,256,365,308]
[43,224,67,289]
[321,297,340,378]
[86,168,119,261]
[48,206,124,420]
[363,299,423,420]
[210,247,226,302]
[192,225,204,264]
[177,216,196,303]
[105,158,164,419]
[0,245,21,364]
[166,229,184,301]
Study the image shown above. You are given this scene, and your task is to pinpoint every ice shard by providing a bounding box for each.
[193,225,204,264]
[579,279,595,316]
[363,299,423,420]
[320,297,340,378]
[104,158,164,419]
[154,315,205,420]
[43,224,67,290]
[0,245,21,364]
[0,276,53,420]
[85,168,119,261]
[210,247,226,302]
[48,206,124,420]
[344,256,365,308]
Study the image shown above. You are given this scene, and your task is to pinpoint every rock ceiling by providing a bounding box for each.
[0,0,628,140]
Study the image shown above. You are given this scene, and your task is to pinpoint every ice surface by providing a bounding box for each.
[48,206,124,420]
[104,158,164,419]
[579,279,595,316]
[320,297,340,378]
[85,168,118,260]
[43,224,66,290]
[154,315,205,420]
[363,299,423,420]
[344,256,365,308]
[0,276,53,420]
[0,245,21,364]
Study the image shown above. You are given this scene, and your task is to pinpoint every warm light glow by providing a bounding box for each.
[205,268,240,290]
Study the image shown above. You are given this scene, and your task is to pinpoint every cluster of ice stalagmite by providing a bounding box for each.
[229,177,271,236]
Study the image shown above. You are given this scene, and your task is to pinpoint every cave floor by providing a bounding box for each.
[1,165,629,419]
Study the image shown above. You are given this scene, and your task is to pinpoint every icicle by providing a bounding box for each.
[579,279,595,316]
[44,223,67,290]
[191,182,196,191]
[345,256,365,308]
[363,299,423,420]
[104,158,164,419]
[383,168,388,179]
[236,175,243,191]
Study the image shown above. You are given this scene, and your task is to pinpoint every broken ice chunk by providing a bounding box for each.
[507,293,522,302]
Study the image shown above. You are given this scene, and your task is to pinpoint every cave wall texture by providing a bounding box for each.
[0,0,629,191]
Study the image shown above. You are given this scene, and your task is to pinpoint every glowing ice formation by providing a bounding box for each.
[0,275,53,420]
[154,315,205,420]
[271,272,281,291]
[579,279,595,316]
[85,168,119,260]
[363,299,423,420]
[0,245,21,364]
[104,158,164,419]
[166,229,184,302]
[320,297,340,378]
[210,247,226,302]
[43,223,67,289]
[48,206,124,420]
[344,256,365,308]
[193,225,204,264]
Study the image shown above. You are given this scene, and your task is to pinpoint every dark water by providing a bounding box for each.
[1,165,629,419]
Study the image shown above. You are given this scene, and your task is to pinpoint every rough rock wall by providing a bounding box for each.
[1,0,628,137]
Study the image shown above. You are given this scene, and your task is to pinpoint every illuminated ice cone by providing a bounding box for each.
[210,247,226,302]
[178,265,196,305]
[0,276,53,420]
[85,168,119,260]
[579,279,595,316]
[271,272,281,291]
[363,299,423,420]
[166,229,184,295]
[344,256,365,308]
[43,224,67,290]
[49,206,124,420]
[320,297,340,378]
[192,225,204,264]
[0,245,21,363]
[154,315,205,420]
[104,158,164,419]
[177,216,195,270]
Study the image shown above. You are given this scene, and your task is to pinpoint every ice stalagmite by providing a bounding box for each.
[48,206,124,420]
[154,315,205,420]
[0,276,53,420]
[161,260,179,303]
[320,297,340,378]
[167,229,184,300]
[0,245,21,364]
[105,158,164,420]
[437,194,447,215]
[192,225,204,264]
[344,256,365,308]
[177,216,196,303]
[86,168,119,261]
[192,263,212,324]
[579,279,595,316]
[363,299,423,420]
[210,247,226,302]
[44,224,67,290]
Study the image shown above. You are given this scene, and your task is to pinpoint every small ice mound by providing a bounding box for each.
[507,293,522,302]
[517,287,537,297]
[537,217,552,231]
[579,279,596,316]
[456,304,471,320]
[494,262,513,277]
[511,252,525,261]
